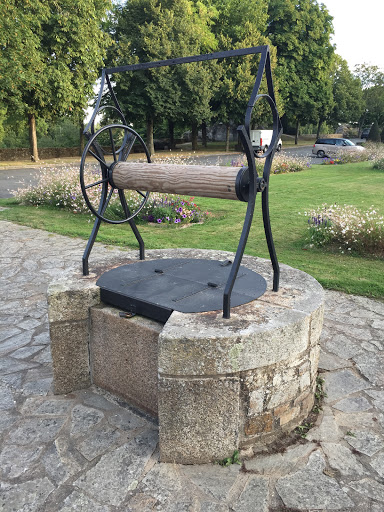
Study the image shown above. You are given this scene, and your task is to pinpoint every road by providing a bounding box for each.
[0,145,316,198]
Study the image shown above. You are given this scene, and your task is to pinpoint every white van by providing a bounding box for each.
[250,130,282,153]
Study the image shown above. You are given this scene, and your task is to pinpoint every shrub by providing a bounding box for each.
[231,154,311,174]
[304,203,384,258]
[14,162,210,225]
[372,158,384,171]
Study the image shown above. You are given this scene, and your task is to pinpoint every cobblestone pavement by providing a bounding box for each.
[0,219,383,512]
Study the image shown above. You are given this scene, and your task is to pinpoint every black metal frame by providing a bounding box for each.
[81,45,282,318]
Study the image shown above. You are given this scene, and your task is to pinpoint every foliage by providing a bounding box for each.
[0,0,112,158]
[267,0,335,138]
[354,64,384,129]
[328,56,364,129]
[367,121,381,142]
[231,153,311,174]
[304,203,384,258]
[13,163,209,225]
[217,450,241,467]
[372,158,384,171]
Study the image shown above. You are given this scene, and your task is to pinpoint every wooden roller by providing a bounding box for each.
[111,162,250,201]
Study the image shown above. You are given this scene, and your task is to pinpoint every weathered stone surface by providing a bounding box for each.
[8,417,66,445]
[325,334,362,360]
[70,404,104,436]
[318,351,353,370]
[139,463,183,508]
[159,377,240,464]
[370,452,384,478]
[74,429,157,507]
[180,464,241,502]
[0,477,55,511]
[321,442,368,477]
[345,431,383,456]
[232,476,269,512]
[0,444,43,479]
[333,396,372,413]
[58,490,111,512]
[353,351,384,386]
[348,478,384,502]
[245,443,316,475]
[324,369,370,402]
[47,279,100,323]
[90,306,161,416]
[20,397,74,416]
[50,320,91,394]
[306,412,342,442]
[0,330,33,356]
[107,409,147,432]
[0,384,14,411]
[11,345,45,359]
[77,424,121,461]
[275,450,354,509]
[365,390,384,411]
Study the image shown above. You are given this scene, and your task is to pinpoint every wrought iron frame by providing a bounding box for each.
[81,45,282,318]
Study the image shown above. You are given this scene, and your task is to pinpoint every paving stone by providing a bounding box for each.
[348,478,384,502]
[0,411,18,433]
[107,409,147,432]
[0,477,55,511]
[370,451,384,478]
[321,442,368,477]
[0,327,21,343]
[200,503,229,511]
[32,346,52,364]
[318,351,353,371]
[139,463,183,508]
[8,417,66,445]
[70,404,104,436]
[11,345,45,359]
[325,335,363,360]
[0,444,43,479]
[74,429,158,507]
[333,396,372,413]
[20,397,74,416]
[372,319,384,330]
[180,463,241,502]
[76,424,121,461]
[231,476,269,512]
[345,431,384,456]
[365,390,384,411]
[324,369,370,402]
[58,490,112,512]
[32,331,50,345]
[0,357,39,375]
[275,450,354,509]
[353,351,384,386]
[41,442,81,485]
[77,389,121,411]
[0,384,15,411]
[0,330,33,356]
[334,411,377,431]
[306,413,342,442]
[21,377,53,396]
[17,318,42,330]
[0,372,23,390]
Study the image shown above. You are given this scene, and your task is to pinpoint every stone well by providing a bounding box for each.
[48,249,324,464]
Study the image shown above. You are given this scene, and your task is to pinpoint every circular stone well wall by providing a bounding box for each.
[48,249,324,465]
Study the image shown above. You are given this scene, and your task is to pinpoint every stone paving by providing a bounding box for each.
[0,218,383,511]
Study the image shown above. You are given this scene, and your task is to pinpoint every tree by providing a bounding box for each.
[0,0,112,161]
[354,64,384,131]
[367,120,381,142]
[209,0,282,150]
[327,55,363,131]
[266,0,334,143]
[109,0,218,153]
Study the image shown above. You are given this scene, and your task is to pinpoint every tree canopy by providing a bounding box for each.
[0,0,112,160]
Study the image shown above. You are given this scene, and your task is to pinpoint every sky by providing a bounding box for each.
[320,0,383,71]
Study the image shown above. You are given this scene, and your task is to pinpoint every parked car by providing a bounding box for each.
[312,138,365,158]
[361,127,371,139]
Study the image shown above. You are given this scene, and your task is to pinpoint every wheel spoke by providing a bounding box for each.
[85,177,109,190]
[109,128,117,162]
[136,190,146,198]
[118,189,131,218]
[89,149,107,167]
[101,187,115,215]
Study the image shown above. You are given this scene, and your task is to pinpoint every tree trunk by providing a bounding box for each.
[201,121,207,148]
[191,122,198,151]
[295,119,300,145]
[146,117,154,155]
[225,123,230,152]
[168,120,175,150]
[316,119,323,140]
[28,113,39,161]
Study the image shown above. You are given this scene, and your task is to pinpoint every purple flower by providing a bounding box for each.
[148,215,154,222]
[174,218,181,223]
[177,207,183,213]
[157,218,162,223]
[182,214,187,218]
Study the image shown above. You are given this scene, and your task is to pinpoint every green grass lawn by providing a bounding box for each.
[1,161,383,299]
